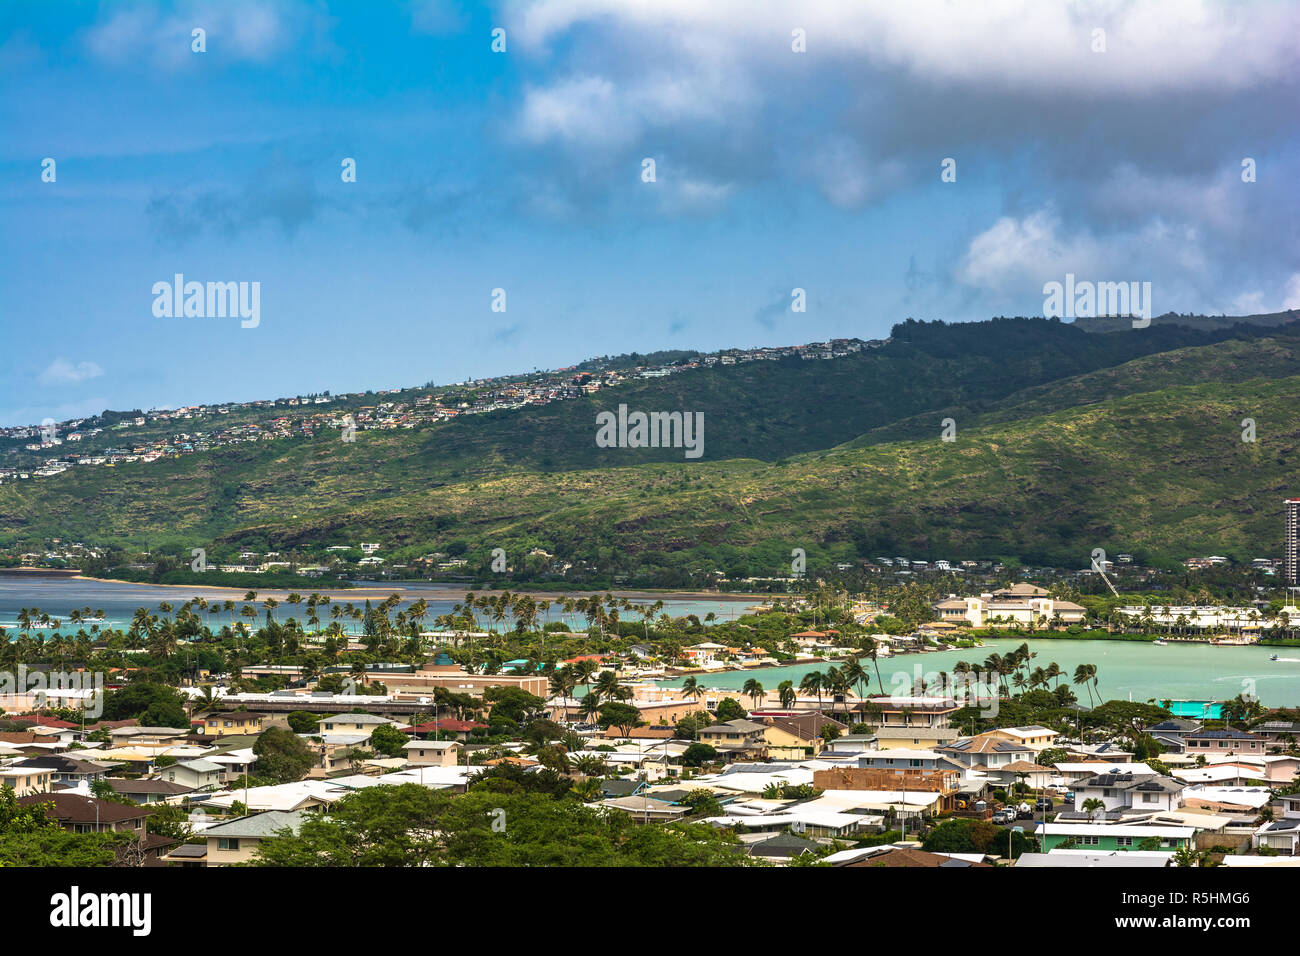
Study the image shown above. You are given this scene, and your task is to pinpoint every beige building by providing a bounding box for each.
[196,712,266,737]
[757,714,846,759]
[697,719,769,759]
[186,810,309,867]
[109,726,192,747]
[316,714,408,737]
[986,725,1060,751]
[873,726,962,750]
[375,664,548,699]
[933,584,1087,627]
[403,740,462,767]
[0,767,53,796]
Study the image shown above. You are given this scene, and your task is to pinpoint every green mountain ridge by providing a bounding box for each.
[3,316,1299,568]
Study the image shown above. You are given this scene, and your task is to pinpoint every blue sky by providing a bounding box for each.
[1,0,1298,426]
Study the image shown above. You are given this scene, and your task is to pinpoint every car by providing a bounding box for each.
[1034,797,1054,811]
[991,808,1017,825]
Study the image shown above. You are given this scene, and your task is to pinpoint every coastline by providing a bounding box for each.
[14,571,779,606]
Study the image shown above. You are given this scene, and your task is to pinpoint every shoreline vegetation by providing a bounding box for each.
[0,567,779,605]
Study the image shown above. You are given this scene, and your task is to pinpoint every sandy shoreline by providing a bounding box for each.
[8,572,782,606]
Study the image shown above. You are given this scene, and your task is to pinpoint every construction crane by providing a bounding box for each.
[1091,549,1120,597]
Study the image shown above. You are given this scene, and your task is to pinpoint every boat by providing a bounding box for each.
[1152,639,1167,646]
[1272,654,1280,661]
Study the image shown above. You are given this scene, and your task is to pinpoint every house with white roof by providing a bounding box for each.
[1035,821,1195,853]
[1053,761,1156,786]
[986,725,1060,751]
[316,714,408,738]
[1173,763,1267,787]
[198,779,356,813]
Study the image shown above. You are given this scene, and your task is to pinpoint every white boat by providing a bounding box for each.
[1152,639,1167,646]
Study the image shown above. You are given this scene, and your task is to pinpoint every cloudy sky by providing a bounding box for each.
[1,0,1297,425]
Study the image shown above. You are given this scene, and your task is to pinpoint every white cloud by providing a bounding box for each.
[39,359,104,386]
[517,75,636,147]
[507,0,1300,94]
[1235,274,1300,315]
[84,1,295,70]
[958,211,1103,290]
[515,65,754,150]
[1286,274,1300,311]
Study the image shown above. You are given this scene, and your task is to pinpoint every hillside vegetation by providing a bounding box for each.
[2,316,1299,567]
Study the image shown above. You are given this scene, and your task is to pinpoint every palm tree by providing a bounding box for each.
[578,693,602,725]
[592,670,624,703]
[777,680,796,709]
[799,670,825,709]
[573,658,599,696]
[1073,664,1098,707]
[1082,797,1105,822]
[549,666,577,722]
[842,656,868,701]
[742,679,765,710]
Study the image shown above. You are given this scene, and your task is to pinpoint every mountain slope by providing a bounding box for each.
[142,375,1300,569]
[842,335,1300,447]
[3,318,1298,562]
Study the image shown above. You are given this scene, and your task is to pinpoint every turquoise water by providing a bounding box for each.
[658,638,1300,707]
[0,574,756,637]
[5,575,1299,706]
[1168,700,1224,719]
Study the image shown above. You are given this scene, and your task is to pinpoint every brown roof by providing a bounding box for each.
[847,848,991,868]
[603,726,675,739]
[761,713,847,742]
[108,779,195,796]
[17,793,154,826]
[0,732,44,745]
